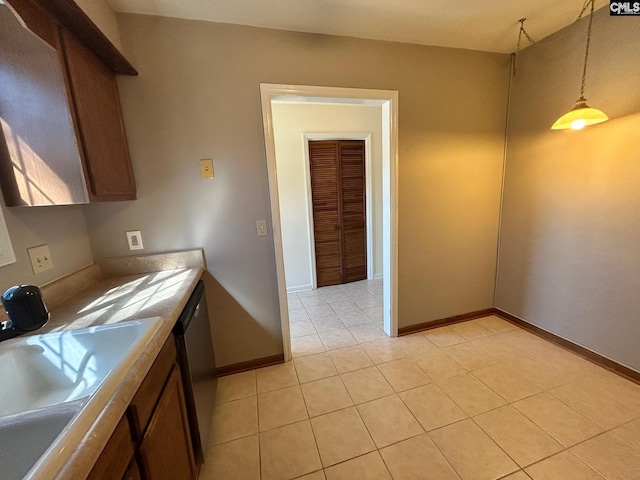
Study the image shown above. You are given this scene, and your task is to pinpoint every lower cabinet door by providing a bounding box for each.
[138,367,196,480]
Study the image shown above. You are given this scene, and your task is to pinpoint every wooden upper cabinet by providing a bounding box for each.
[0,0,136,206]
[61,28,136,201]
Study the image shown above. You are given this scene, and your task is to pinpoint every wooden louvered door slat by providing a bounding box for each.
[309,140,366,287]
[339,141,367,282]
[309,141,343,287]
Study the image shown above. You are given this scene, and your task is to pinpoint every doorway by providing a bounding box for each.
[260,84,399,361]
[309,139,367,287]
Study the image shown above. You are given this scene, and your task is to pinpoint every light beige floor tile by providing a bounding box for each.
[324,451,392,480]
[525,451,604,480]
[586,369,640,412]
[474,315,518,334]
[377,358,431,392]
[399,384,467,431]
[215,370,256,404]
[338,310,373,326]
[353,294,382,310]
[328,345,374,374]
[450,321,493,341]
[260,420,322,480]
[443,342,499,371]
[550,381,636,429]
[394,334,438,356]
[301,296,328,308]
[361,339,406,364]
[301,376,353,417]
[311,407,376,467]
[422,326,467,348]
[210,396,258,445]
[295,353,338,383]
[474,405,563,467]
[312,315,346,333]
[319,329,358,350]
[331,300,359,315]
[291,320,318,338]
[473,362,543,402]
[437,373,506,416]
[288,297,303,310]
[257,362,299,393]
[514,392,603,447]
[348,324,388,344]
[258,385,308,431]
[296,471,326,480]
[501,472,531,480]
[509,357,576,391]
[305,303,336,319]
[380,433,461,479]
[611,418,640,452]
[292,334,327,358]
[321,290,349,303]
[411,349,467,380]
[357,395,424,448]
[340,366,394,404]
[200,434,260,480]
[429,419,518,480]
[290,308,311,322]
[362,306,383,322]
[571,432,640,480]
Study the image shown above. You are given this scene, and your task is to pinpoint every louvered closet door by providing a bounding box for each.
[339,141,367,283]
[309,140,367,287]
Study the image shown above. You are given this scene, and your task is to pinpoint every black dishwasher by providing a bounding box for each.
[173,280,217,466]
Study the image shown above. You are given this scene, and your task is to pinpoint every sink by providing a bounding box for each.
[0,318,164,480]
[0,404,81,480]
[0,319,162,417]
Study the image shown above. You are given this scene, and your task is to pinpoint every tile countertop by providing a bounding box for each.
[11,250,206,480]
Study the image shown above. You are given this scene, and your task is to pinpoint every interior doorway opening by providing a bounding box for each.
[260,84,398,360]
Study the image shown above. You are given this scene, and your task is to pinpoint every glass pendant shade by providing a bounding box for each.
[551,97,609,130]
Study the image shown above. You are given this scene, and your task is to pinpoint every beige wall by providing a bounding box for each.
[74,0,123,52]
[84,14,509,366]
[0,202,93,293]
[496,8,640,371]
[272,102,383,291]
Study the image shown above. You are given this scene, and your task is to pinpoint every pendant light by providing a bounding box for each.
[552,0,608,130]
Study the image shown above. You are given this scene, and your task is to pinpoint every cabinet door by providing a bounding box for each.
[60,28,136,201]
[86,415,135,480]
[138,367,196,480]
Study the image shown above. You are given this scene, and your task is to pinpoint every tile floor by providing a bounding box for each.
[199,280,640,480]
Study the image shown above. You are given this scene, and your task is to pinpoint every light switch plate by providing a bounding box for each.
[200,159,214,179]
[126,231,144,250]
[27,244,53,274]
[256,220,268,237]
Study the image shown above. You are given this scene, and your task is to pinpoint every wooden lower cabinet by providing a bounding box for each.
[87,337,195,480]
[138,368,196,480]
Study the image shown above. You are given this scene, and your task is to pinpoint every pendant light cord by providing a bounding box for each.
[579,0,595,100]
[514,18,535,76]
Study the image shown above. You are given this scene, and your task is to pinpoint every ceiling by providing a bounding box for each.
[107,0,608,54]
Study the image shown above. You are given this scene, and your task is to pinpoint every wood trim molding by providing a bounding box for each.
[398,308,495,336]
[493,308,640,385]
[399,306,640,385]
[215,354,284,377]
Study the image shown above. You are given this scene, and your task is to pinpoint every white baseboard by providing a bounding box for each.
[374,273,384,281]
[287,284,313,294]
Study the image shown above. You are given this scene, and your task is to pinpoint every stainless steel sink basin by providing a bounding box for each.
[0,318,164,480]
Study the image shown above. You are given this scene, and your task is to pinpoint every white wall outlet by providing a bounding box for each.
[256,220,268,237]
[27,244,53,274]
[126,230,144,250]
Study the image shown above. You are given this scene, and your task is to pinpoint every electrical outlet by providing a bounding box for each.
[200,159,214,179]
[256,220,268,237]
[126,231,144,250]
[27,244,53,274]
